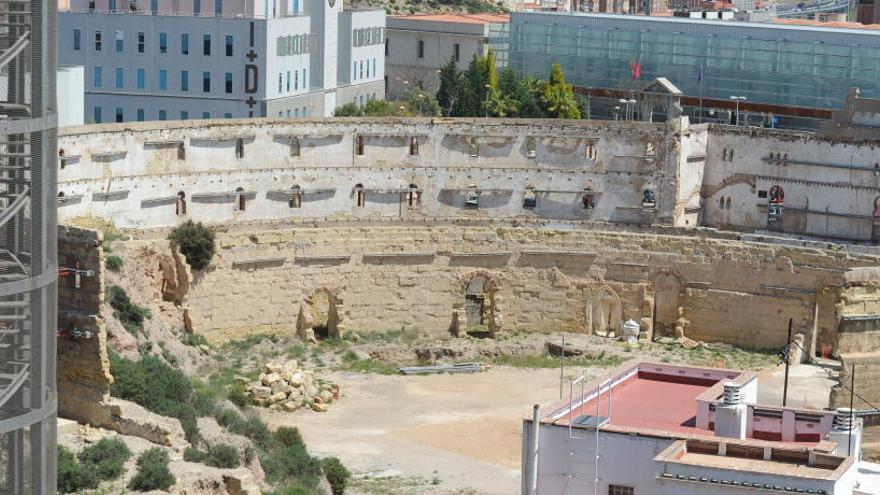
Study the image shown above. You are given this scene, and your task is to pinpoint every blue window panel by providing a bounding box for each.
[158,110,167,121]
[137,68,145,89]
[137,108,145,121]
[159,69,168,90]
[115,67,124,88]
[94,67,102,88]
[73,29,81,50]
[181,33,189,55]
[181,70,189,92]
[93,106,102,124]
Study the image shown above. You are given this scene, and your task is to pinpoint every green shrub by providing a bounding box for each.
[105,254,124,272]
[128,448,176,492]
[107,285,151,331]
[183,446,206,463]
[266,485,314,495]
[206,444,240,469]
[109,352,202,443]
[58,446,98,493]
[261,427,322,489]
[227,383,248,409]
[322,457,351,495]
[168,220,216,270]
[77,437,132,481]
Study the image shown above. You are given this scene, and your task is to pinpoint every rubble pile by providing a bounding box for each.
[244,359,338,413]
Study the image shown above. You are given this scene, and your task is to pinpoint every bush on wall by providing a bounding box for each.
[168,220,216,270]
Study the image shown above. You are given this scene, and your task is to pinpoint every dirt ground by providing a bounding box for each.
[260,360,838,495]
[261,366,569,494]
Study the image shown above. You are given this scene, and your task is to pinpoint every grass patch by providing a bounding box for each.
[357,327,423,344]
[182,332,209,347]
[339,357,400,375]
[58,446,98,493]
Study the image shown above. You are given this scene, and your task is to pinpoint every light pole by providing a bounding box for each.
[613,105,621,121]
[484,84,491,118]
[729,96,747,126]
[618,98,637,121]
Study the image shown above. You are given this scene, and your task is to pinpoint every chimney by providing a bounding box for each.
[826,407,863,460]
[715,382,747,440]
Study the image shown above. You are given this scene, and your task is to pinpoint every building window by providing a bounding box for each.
[224,113,232,119]
[181,33,189,55]
[289,185,302,208]
[93,106,102,123]
[303,69,307,88]
[454,43,460,62]
[136,68,145,89]
[465,185,479,208]
[726,197,731,210]
[359,60,363,80]
[176,192,187,216]
[608,485,634,495]
[225,35,233,56]
[235,187,246,211]
[73,29,81,50]
[352,61,357,81]
[158,109,166,120]
[177,143,186,160]
[290,137,300,157]
[286,71,291,92]
[159,69,168,90]
[384,37,388,56]
[203,34,211,55]
[355,135,364,156]
[523,186,537,209]
[372,58,376,77]
[407,184,420,208]
[235,138,244,158]
[526,137,536,158]
[353,184,365,208]
[115,107,123,123]
[181,70,189,91]
[642,189,656,208]
[582,188,595,209]
[137,32,145,53]
[159,32,167,53]
[180,110,188,120]
[202,112,210,119]
[202,71,211,92]
[409,136,419,156]
[278,73,282,93]
[468,138,478,157]
[94,66,102,88]
[585,141,597,160]
[194,0,201,14]
[136,108,145,121]
[115,67,124,88]
[94,31,102,51]
[417,39,424,58]
[115,31,124,52]
[225,72,233,94]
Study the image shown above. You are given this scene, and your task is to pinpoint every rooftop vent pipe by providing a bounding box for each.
[723,382,742,406]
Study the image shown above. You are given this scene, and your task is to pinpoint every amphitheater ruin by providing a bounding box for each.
[55,115,880,417]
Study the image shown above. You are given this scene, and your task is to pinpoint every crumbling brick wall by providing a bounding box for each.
[57,226,112,424]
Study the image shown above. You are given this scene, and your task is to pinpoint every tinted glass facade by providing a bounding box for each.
[508,13,880,109]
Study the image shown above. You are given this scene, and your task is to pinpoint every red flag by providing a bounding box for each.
[630,59,642,81]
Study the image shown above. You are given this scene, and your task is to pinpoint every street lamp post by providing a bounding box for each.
[613,105,621,121]
[729,96,747,126]
[619,98,637,121]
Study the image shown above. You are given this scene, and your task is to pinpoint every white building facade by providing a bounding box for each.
[58,0,384,122]
[384,13,509,98]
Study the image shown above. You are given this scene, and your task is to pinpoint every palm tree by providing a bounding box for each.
[542,84,581,119]
[483,88,519,117]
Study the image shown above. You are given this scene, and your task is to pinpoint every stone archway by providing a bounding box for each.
[653,270,683,337]
[453,272,502,338]
[296,288,347,341]
[587,285,622,337]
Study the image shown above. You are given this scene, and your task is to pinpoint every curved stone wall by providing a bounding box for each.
[57,118,693,229]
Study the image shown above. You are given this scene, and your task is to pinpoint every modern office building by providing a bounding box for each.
[0,0,59,492]
[506,12,880,111]
[385,13,508,98]
[58,0,385,122]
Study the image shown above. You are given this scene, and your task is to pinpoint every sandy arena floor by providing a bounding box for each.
[262,366,569,494]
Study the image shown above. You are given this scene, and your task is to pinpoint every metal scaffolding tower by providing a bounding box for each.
[0,0,58,490]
